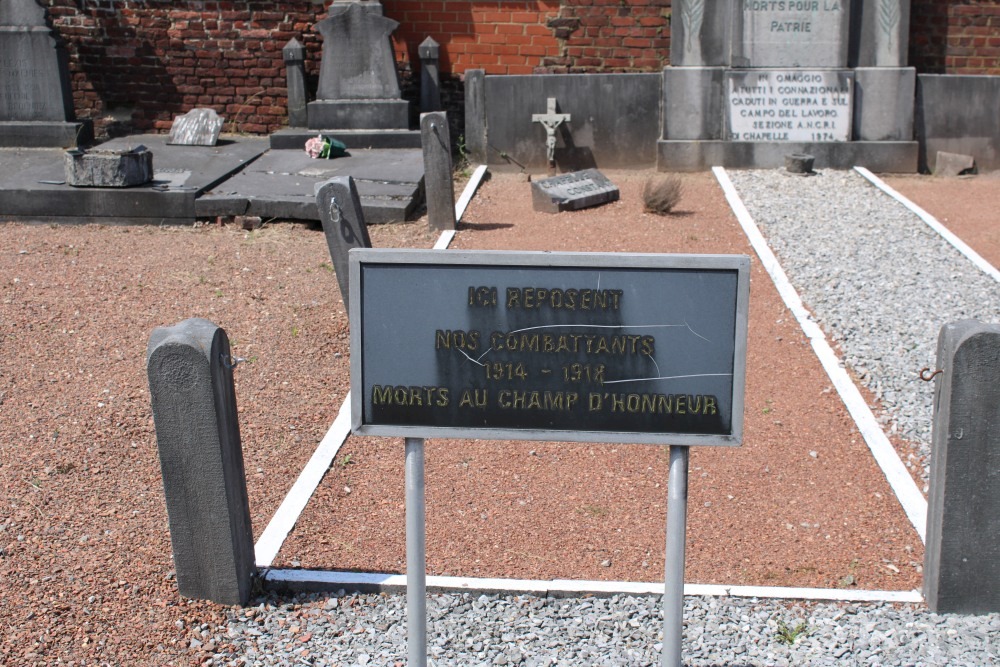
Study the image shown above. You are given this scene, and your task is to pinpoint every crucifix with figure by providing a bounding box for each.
[532,97,570,173]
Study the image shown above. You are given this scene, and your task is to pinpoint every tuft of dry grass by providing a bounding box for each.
[642,173,684,215]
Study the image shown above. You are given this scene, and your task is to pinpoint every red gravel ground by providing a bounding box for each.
[1,168,994,665]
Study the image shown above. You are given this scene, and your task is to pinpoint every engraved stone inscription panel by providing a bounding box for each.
[739,0,851,68]
[727,70,853,142]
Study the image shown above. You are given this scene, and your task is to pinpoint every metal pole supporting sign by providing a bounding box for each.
[662,445,690,667]
[405,437,428,667]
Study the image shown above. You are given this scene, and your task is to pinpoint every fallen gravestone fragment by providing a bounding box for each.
[531,168,619,214]
[168,108,224,146]
[64,146,153,187]
[934,151,976,177]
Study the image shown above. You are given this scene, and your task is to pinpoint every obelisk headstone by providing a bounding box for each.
[0,0,91,146]
[307,0,411,130]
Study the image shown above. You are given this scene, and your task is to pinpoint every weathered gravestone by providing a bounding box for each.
[316,175,372,311]
[0,0,91,147]
[924,320,1000,614]
[308,0,410,130]
[531,169,619,214]
[419,37,442,113]
[282,38,308,128]
[420,111,455,231]
[147,318,256,606]
[168,108,224,146]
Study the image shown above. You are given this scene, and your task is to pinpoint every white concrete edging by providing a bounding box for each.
[713,166,928,543]
[263,568,923,604]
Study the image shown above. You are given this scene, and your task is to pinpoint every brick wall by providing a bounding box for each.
[385,1,670,74]
[911,0,1000,73]
[38,1,1000,139]
[48,0,325,137]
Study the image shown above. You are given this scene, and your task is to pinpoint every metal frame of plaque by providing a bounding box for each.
[349,249,749,446]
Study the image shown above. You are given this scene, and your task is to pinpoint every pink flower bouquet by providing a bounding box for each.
[304,135,348,159]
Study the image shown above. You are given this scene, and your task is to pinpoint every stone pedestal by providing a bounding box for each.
[658,0,917,172]
[307,99,410,130]
[0,0,91,147]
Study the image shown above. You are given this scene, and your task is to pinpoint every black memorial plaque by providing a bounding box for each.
[350,250,749,446]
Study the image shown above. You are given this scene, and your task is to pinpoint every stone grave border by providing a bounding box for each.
[256,167,947,600]
[250,167,1000,618]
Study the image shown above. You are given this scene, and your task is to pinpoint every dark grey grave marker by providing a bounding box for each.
[147,318,255,606]
[925,319,1000,614]
[316,175,372,311]
[168,108,224,146]
[531,168,619,214]
[419,37,442,113]
[420,111,455,231]
[283,38,308,128]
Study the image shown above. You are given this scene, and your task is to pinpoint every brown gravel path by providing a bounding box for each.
[882,173,1000,270]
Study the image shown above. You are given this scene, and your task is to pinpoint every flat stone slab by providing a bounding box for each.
[269,128,421,150]
[196,148,424,224]
[0,134,267,223]
[531,169,620,214]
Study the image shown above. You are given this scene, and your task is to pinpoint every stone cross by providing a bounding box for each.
[532,97,570,165]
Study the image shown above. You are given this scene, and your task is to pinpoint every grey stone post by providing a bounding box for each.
[924,319,1000,614]
[315,175,372,312]
[463,69,486,164]
[419,36,441,113]
[283,38,308,128]
[146,318,256,606]
[420,111,456,231]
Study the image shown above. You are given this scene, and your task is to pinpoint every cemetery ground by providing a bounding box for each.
[0,169,997,664]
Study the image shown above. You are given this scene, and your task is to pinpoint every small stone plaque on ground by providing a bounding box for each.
[168,108,224,146]
[531,169,619,214]
[727,70,853,142]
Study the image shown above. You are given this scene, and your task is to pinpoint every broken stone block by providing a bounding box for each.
[64,146,153,187]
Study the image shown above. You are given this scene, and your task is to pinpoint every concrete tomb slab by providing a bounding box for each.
[531,169,619,214]
[195,148,424,224]
[933,151,976,177]
[0,134,267,223]
[169,108,225,146]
